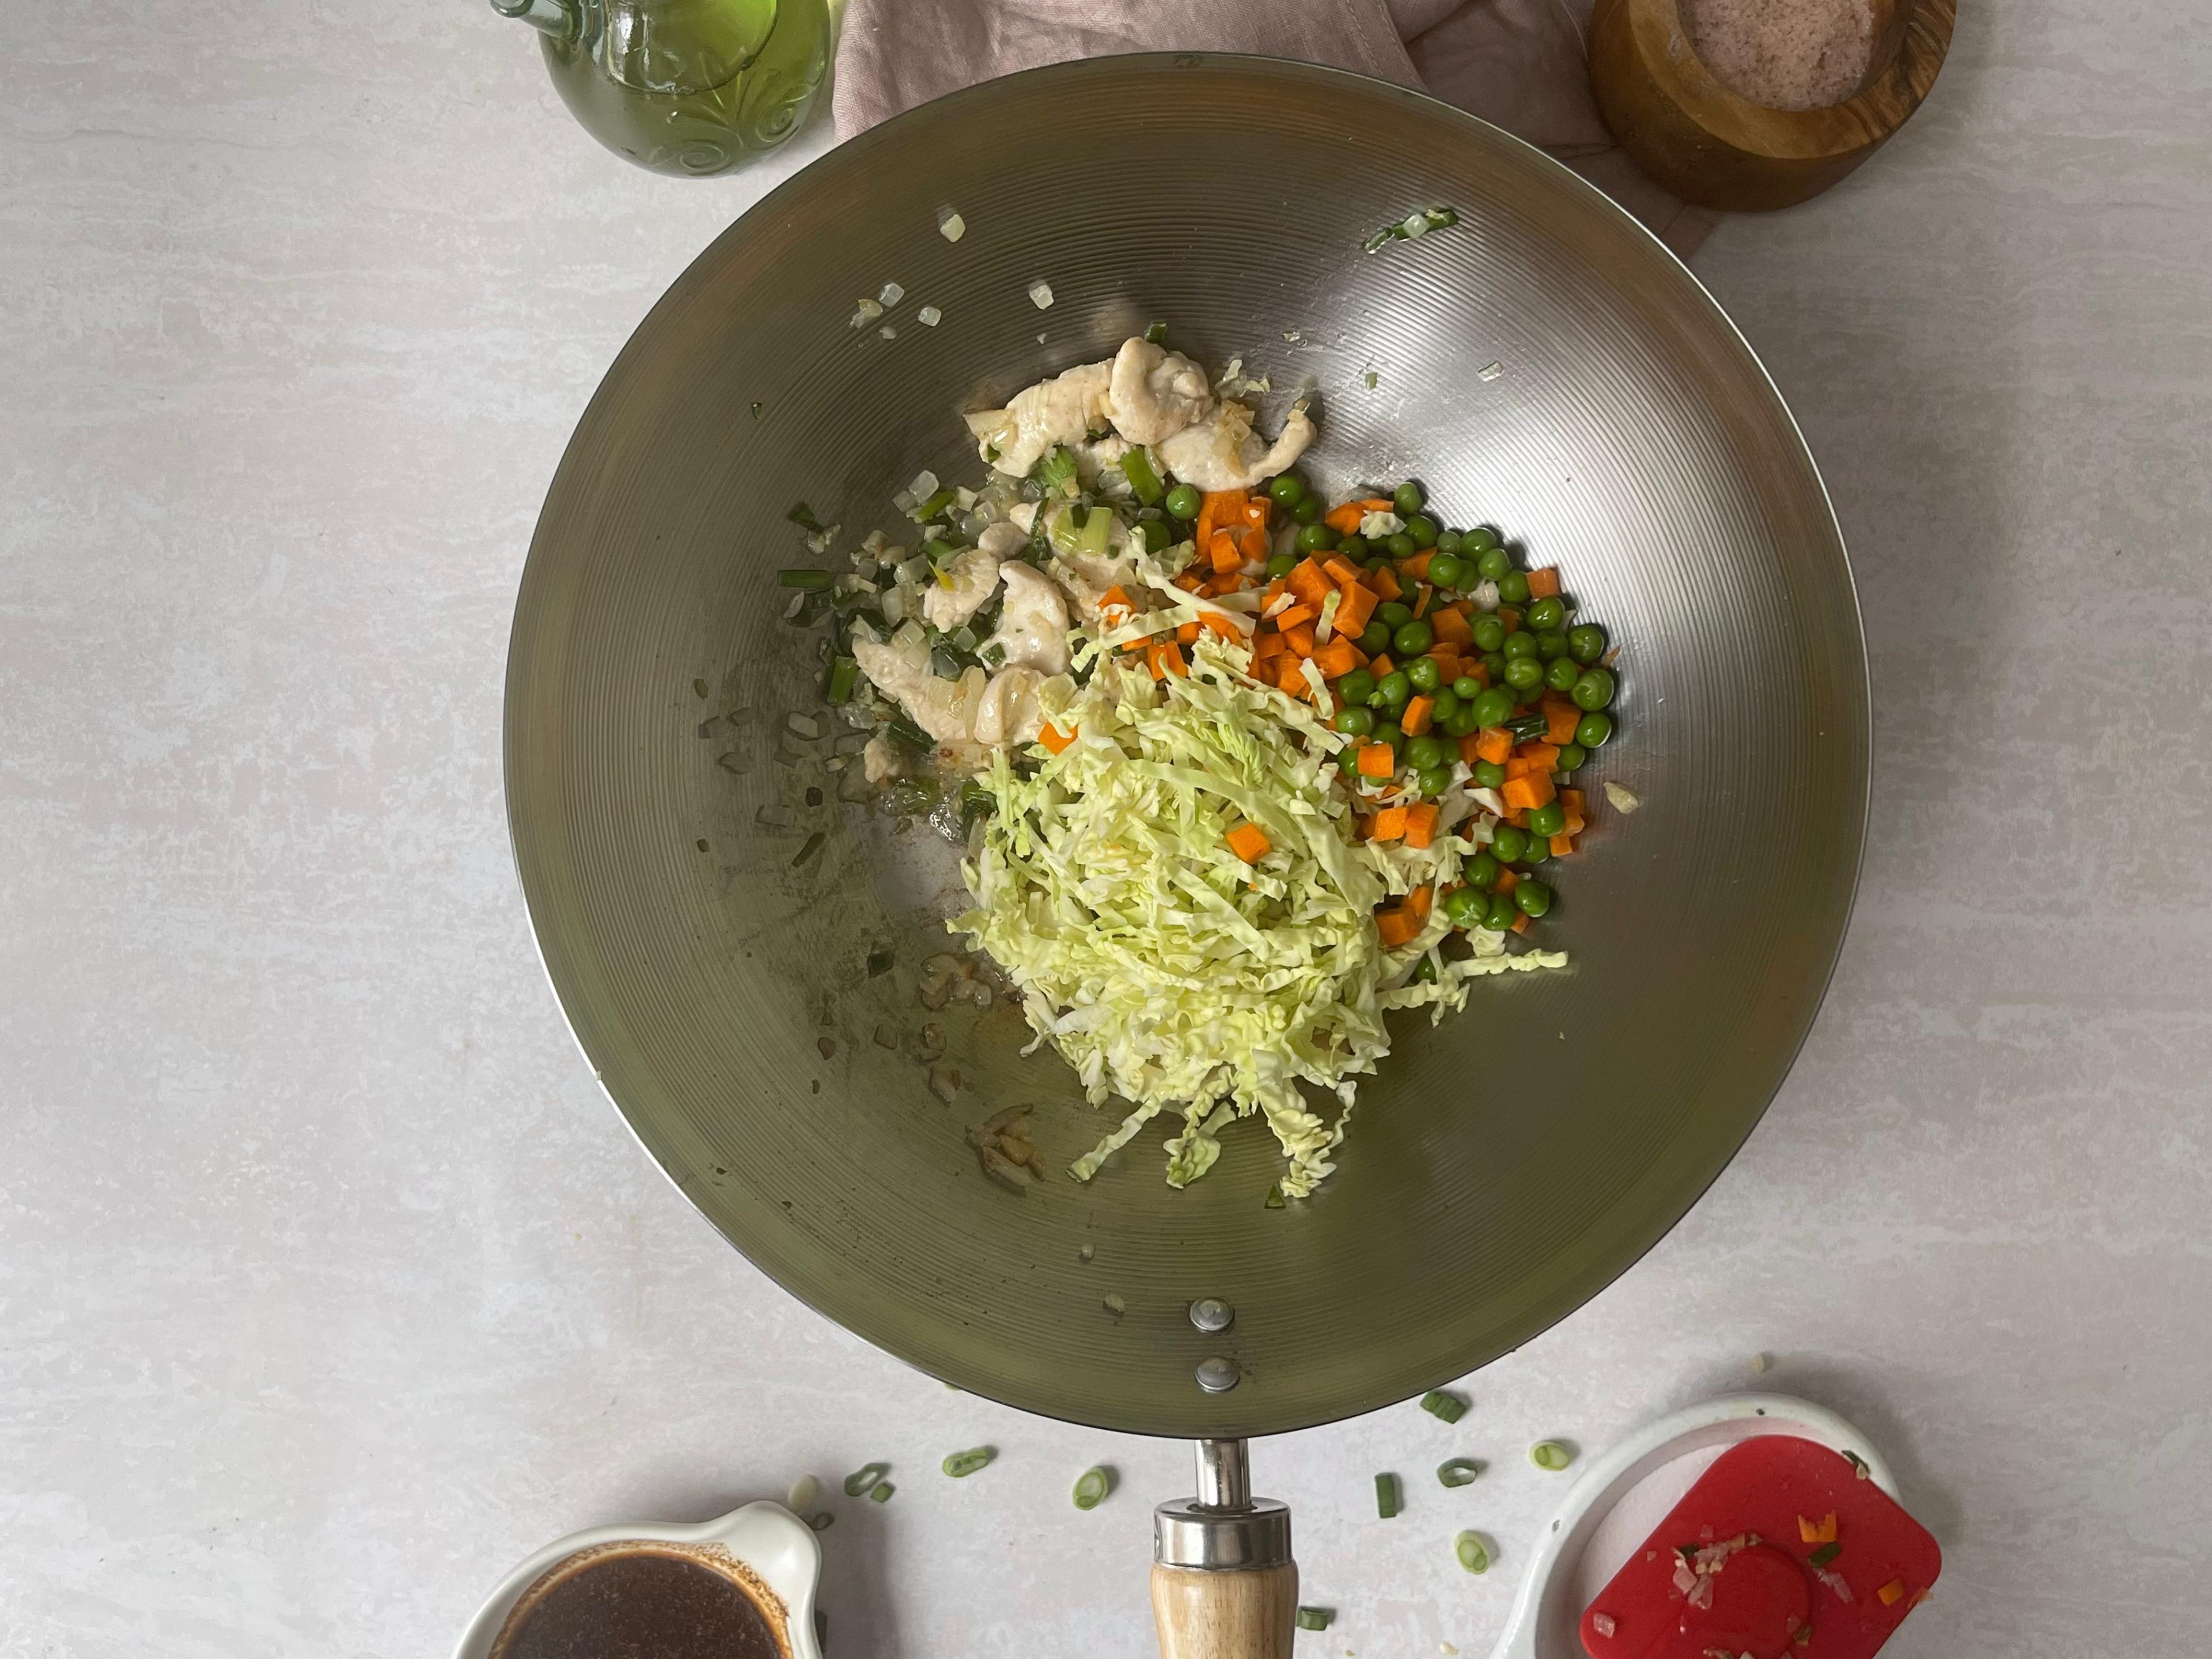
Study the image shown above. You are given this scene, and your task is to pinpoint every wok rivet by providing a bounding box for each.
[1187,1298,1234,1333]
[1194,1357,1240,1393]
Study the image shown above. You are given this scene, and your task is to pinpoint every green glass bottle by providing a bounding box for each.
[494,0,831,177]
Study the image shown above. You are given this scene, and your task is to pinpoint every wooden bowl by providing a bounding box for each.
[1589,0,1955,211]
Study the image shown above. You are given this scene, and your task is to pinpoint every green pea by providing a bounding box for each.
[1442,704,1482,739]
[1503,657,1545,693]
[1513,878,1554,918]
[1418,763,1455,796]
[1483,891,1520,931]
[1452,675,1483,700]
[1406,654,1443,693]
[1461,525,1499,554]
[1338,748,1362,773]
[1376,671,1412,709]
[1426,553,1467,590]
[1393,480,1426,517]
[1430,687,1461,723]
[1404,734,1448,770]
[1471,615,1507,653]
[1373,719,1404,749]
[1536,630,1570,660]
[1267,472,1307,507]
[1567,624,1607,665]
[1470,760,1506,790]
[1336,533,1369,560]
[1394,619,1435,657]
[1570,668,1616,711]
[1436,529,1463,556]
[1527,801,1567,838]
[1359,621,1393,654]
[1266,551,1298,579]
[1137,518,1172,553]
[1386,532,1417,559]
[1491,825,1529,862]
[1334,706,1375,736]
[1296,522,1340,553]
[1575,711,1613,748]
[1466,852,1501,889]
[1501,631,1539,661]
[1471,687,1516,728]
[1406,514,1439,549]
[1165,483,1201,521]
[1498,570,1532,607]
[1475,544,1512,581]
[1555,742,1588,771]
[1443,884,1485,925]
[1521,836,1551,865]
[1544,656,1582,692]
[1335,668,1376,707]
[1374,601,1411,631]
[1293,494,1324,525]
[1481,650,1508,680]
[1525,596,1567,632]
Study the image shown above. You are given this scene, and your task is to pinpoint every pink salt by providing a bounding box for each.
[1680,0,1880,111]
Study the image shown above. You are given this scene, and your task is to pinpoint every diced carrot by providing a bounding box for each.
[1527,566,1560,600]
[1543,695,1582,745]
[1505,806,1528,828]
[1504,755,1539,781]
[1402,550,1434,582]
[1287,558,1335,607]
[1412,582,1434,620]
[1208,530,1243,573]
[1376,907,1420,948]
[1174,620,1199,643]
[1403,804,1440,850]
[1242,497,1272,531]
[1430,607,1473,646]
[1239,524,1270,565]
[1549,832,1576,858]
[1275,657,1309,697]
[1512,913,1532,934]
[1099,584,1134,622]
[1444,599,1474,619]
[1426,649,1461,682]
[1400,695,1435,736]
[1325,502,1368,535]
[1334,583,1377,637]
[1368,654,1395,678]
[1173,570,1205,593]
[1353,815,1374,842]
[1495,866,1520,895]
[1497,605,1520,632]
[1876,1581,1906,1609]
[1357,744,1396,780]
[1501,774,1556,810]
[1274,602,1318,631]
[1372,806,1409,842]
[1226,823,1271,863]
[1202,488,1248,521]
[1149,639,1189,679]
[1459,733,1485,766]
[1560,787,1587,833]
[1282,622,1317,658]
[1346,642,1371,669]
[1475,727,1514,765]
[1323,554,1365,587]
[1455,659,1488,688]
[1358,497,1393,511]
[1407,884,1433,918]
[1253,630,1287,662]
[1310,637,1360,680]
[1516,740,1561,771]
[1368,565,1402,601]
[1198,613,1244,641]
[1263,576,1287,605]
[1039,723,1076,755]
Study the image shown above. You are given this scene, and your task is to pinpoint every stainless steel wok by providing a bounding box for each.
[503,54,1867,1656]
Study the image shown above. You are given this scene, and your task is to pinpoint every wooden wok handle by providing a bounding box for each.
[1150,1562,1298,1659]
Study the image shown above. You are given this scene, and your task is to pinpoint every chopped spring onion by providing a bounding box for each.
[1032,445,1079,498]
[791,832,824,868]
[1028,280,1054,309]
[1455,1531,1491,1574]
[917,305,942,327]
[779,566,833,589]
[941,1447,995,1478]
[1437,1457,1482,1488]
[1119,444,1165,505]
[786,502,826,533]
[1363,206,1461,252]
[1420,1389,1468,1423]
[1843,1448,1871,1479]
[842,1461,890,1497]
[1071,1467,1110,1510]
[868,1480,894,1503]
[1808,1540,1842,1567]
[1374,1472,1400,1519]
[912,487,958,521]
[1294,1608,1333,1631]
[937,207,965,242]
[825,656,858,704]
[866,949,894,976]
[806,1511,834,1531]
[1529,1440,1575,1472]
[1263,1183,1285,1209]
[1142,320,1168,344]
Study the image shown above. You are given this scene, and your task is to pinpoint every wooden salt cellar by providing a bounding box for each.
[1589,0,1956,211]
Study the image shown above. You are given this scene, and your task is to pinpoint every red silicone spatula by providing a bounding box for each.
[1578,1435,1940,1659]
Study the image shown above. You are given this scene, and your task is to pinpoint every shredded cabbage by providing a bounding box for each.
[951,642,1563,1195]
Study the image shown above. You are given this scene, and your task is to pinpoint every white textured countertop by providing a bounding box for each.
[5,7,2207,1657]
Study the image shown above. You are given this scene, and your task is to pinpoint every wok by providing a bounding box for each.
[503,54,1867,1656]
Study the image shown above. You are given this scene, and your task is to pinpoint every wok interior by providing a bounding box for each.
[505,56,1866,1438]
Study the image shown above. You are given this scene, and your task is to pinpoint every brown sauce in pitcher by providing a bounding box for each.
[490,1545,786,1659]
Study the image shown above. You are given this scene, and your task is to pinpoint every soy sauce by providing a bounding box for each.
[493,1547,784,1659]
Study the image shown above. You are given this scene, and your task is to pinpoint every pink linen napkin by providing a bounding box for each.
[830,0,1717,259]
